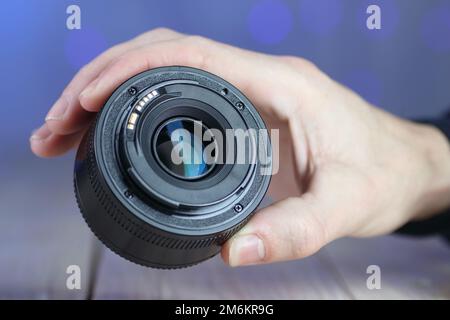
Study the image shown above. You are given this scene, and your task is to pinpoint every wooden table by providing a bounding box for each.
[1,153,449,299]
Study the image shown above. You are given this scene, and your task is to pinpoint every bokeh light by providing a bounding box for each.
[248,0,293,45]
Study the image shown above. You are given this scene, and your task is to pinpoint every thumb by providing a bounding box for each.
[221,196,332,267]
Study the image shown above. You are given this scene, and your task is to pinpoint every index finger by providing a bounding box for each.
[79,36,307,121]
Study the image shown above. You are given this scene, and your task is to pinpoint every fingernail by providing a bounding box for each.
[30,124,51,142]
[45,96,69,121]
[229,234,265,267]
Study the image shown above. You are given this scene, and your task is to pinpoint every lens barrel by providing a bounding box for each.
[74,66,271,268]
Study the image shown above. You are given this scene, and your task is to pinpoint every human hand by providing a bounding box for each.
[30,28,450,267]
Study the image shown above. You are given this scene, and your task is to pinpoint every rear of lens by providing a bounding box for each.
[74,66,272,268]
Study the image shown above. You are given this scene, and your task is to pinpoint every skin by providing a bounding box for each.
[30,28,450,267]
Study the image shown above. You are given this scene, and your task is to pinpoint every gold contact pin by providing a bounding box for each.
[129,112,139,125]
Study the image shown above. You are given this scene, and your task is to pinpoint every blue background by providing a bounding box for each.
[1,0,450,167]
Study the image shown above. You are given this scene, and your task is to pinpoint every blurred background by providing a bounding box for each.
[1,0,449,299]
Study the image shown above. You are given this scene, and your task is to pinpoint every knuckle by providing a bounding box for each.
[105,43,128,58]
[148,27,181,40]
[77,64,91,77]
[281,56,320,74]
[110,55,130,71]
[150,27,177,37]
[184,34,208,45]
[134,28,181,43]
[279,55,298,64]
[293,214,327,258]
[101,54,136,78]
[261,197,328,261]
[285,198,326,257]
[114,50,142,67]
[61,88,75,100]
[177,37,211,70]
[299,58,319,72]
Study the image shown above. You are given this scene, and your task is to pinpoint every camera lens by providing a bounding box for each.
[74,66,272,268]
[153,117,216,180]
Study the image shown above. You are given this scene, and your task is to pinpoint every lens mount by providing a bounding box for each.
[74,66,271,268]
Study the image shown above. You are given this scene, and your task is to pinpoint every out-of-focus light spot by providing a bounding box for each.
[421,3,450,53]
[248,0,293,45]
[341,70,383,106]
[357,0,399,39]
[298,0,343,36]
[64,28,108,70]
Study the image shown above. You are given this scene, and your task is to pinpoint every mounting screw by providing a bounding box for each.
[128,87,137,95]
[236,101,244,110]
[234,204,243,213]
[124,190,133,199]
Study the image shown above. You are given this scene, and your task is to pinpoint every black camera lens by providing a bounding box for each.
[74,66,272,268]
